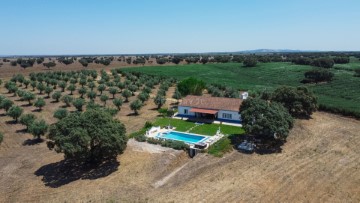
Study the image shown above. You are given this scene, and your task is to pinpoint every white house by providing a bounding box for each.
[178,95,243,123]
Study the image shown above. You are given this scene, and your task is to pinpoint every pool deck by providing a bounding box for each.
[145,126,224,149]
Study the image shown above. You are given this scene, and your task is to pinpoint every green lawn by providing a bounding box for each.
[207,136,233,157]
[190,123,244,136]
[153,118,195,132]
[121,62,360,116]
[153,118,244,136]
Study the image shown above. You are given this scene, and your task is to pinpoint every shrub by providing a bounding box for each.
[144,121,153,129]
[146,137,162,145]
[134,134,147,142]
[160,140,189,150]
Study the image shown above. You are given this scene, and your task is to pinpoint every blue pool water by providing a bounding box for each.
[157,131,208,144]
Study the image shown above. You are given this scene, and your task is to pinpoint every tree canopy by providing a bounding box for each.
[240,98,294,143]
[29,119,48,140]
[7,105,23,122]
[243,57,258,67]
[47,108,128,163]
[177,77,205,96]
[303,69,334,83]
[271,86,317,118]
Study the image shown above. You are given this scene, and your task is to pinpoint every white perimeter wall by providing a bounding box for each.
[218,110,241,121]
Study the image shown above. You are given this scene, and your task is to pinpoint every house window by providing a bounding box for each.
[222,113,232,119]
[184,109,188,114]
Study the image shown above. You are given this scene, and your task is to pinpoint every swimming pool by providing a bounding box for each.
[157,131,209,144]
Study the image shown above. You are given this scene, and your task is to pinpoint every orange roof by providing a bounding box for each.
[180,95,243,112]
[190,108,218,114]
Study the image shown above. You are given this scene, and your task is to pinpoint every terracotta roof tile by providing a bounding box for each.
[179,95,242,112]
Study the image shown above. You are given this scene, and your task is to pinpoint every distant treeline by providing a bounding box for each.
[1,52,359,70]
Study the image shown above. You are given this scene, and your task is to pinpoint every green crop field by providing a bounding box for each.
[122,61,360,116]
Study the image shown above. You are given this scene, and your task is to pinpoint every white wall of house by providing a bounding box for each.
[178,106,195,116]
[218,110,241,121]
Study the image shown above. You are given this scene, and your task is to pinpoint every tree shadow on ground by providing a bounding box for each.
[16,128,27,134]
[229,134,284,155]
[35,159,120,188]
[23,138,44,146]
[21,103,32,107]
[5,120,17,125]
[126,112,138,116]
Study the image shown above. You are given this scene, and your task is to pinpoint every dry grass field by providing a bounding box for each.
[0,67,359,202]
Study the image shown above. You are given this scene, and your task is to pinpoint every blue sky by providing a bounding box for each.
[0,0,359,55]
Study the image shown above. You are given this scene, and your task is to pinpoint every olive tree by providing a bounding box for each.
[29,119,48,140]
[78,87,87,98]
[67,84,76,95]
[154,94,166,109]
[130,99,142,115]
[20,113,36,131]
[7,105,23,122]
[37,83,46,94]
[45,86,54,98]
[72,98,85,111]
[34,97,46,111]
[0,99,14,112]
[172,89,182,103]
[109,87,118,99]
[113,98,123,110]
[59,81,67,92]
[52,91,62,102]
[100,94,109,106]
[122,89,132,102]
[97,84,106,95]
[22,92,35,105]
[87,90,97,101]
[61,95,73,107]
